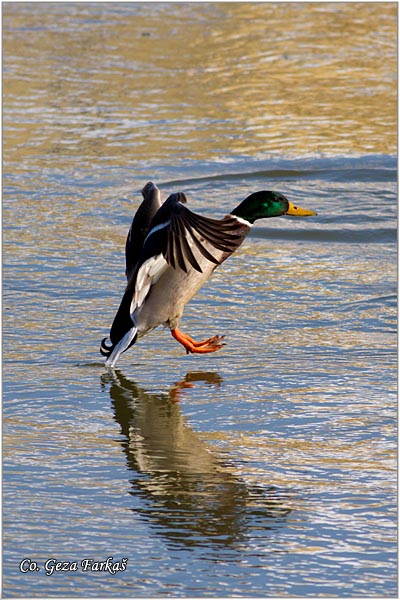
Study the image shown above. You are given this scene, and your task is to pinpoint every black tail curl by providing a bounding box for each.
[100,337,114,358]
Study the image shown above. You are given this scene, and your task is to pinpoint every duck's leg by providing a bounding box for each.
[171,328,225,354]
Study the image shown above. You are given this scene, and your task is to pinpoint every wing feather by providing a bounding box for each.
[184,222,220,266]
[172,228,188,273]
[125,182,162,279]
[175,218,203,272]
[166,229,176,270]
[183,215,241,253]
[151,196,246,273]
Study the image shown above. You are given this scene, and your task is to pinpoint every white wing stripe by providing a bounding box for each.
[143,220,171,244]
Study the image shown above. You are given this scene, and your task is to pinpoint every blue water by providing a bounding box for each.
[3,153,397,597]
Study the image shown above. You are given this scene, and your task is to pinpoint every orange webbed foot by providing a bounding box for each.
[171,328,225,354]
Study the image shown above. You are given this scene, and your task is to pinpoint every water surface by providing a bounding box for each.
[3,3,397,597]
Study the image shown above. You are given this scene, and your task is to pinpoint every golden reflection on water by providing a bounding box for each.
[3,2,397,169]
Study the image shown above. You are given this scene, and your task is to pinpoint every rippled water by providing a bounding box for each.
[3,3,397,598]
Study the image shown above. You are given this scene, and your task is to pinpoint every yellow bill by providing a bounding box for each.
[285,201,317,217]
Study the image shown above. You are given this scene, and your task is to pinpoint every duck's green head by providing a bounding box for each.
[231,191,317,224]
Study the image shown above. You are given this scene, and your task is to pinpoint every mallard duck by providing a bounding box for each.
[101,182,316,367]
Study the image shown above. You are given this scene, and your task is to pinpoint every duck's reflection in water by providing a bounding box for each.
[102,370,291,549]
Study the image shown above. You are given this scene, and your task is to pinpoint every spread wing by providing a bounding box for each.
[138,192,245,275]
[125,182,163,279]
